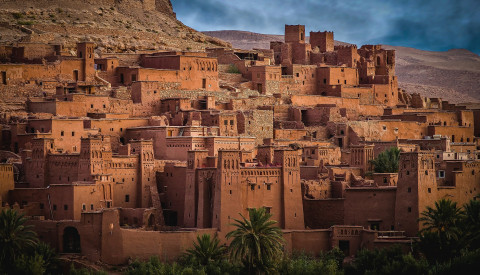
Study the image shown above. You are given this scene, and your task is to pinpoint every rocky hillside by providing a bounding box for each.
[205,30,480,104]
[382,45,480,104]
[0,0,230,53]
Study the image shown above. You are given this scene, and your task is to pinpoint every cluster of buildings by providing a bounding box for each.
[0,25,479,264]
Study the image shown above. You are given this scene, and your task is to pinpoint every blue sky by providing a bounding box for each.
[171,0,480,54]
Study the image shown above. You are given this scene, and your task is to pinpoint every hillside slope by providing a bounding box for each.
[0,0,230,52]
[204,30,480,104]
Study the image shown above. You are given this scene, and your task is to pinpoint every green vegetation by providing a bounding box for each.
[369,147,401,173]
[227,207,284,274]
[184,234,227,266]
[12,12,24,19]
[0,209,38,266]
[226,64,241,74]
[3,202,479,274]
[417,199,480,264]
[0,209,60,274]
[344,245,429,275]
[17,20,35,26]
[278,249,344,275]
[70,264,109,275]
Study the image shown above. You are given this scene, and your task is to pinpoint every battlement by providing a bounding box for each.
[310,31,334,52]
[335,45,358,50]
[285,25,306,44]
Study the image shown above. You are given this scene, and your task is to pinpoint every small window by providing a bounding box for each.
[90,104,94,108]
[251,185,255,191]
[82,204,86,211]
[438,170,445,178]
[267,185,271,191]
[407,187,411,193]
[64,205,68,210]
[428,188,431,193]
[229,190,232,194]
[125,195,130,202]
[53,205,57,211]
[408,207,412,213]
[61,131,64,136]
[72,131,75,136]
[90,204,94,210]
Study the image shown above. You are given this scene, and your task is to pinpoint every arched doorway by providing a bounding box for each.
[63,227,81,253]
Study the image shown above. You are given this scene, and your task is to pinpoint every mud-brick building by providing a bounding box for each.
[157,149,305,234]
[114,51,220,91]
[11,135,158,220]
[305,151,480,236]
[0,42,96,85]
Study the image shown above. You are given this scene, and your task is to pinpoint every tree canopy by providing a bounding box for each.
[369,147,401,173]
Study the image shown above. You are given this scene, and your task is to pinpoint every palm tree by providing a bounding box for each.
[185,234,227,266]
[226,207,284,274]
[418,199,464,240]
[369,147,401,173]
[0,209,38,268]
[417,199,465,263]
[463,199,480,249]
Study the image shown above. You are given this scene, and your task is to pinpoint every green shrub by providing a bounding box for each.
[13,253,46,275]
[279,251,341,275]
[70,264,108,275]
[226,64,241,74]
[344,245,428,275]
[430,249,480,275]
[126,256,241,275]
[17,20,34,26]
[12,12,23,19]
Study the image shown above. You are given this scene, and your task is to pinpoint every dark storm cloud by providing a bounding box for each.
[171,0,480,54]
